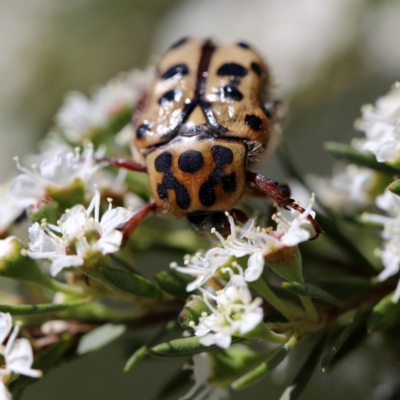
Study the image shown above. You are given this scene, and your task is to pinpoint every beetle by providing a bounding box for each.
[105,37,321,240]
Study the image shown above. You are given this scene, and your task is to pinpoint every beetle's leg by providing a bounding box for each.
[245,171,322,240]
[119,200,158,244]
[98,157,147,173]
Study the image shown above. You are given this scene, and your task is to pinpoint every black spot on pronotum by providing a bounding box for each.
[220,85,243,101]
[245,114,263,130]
[155,151,190,209]
[178,150,204,173]
[251,62,262,77]
[158,89,180,105]
[170,37,188,49]
[136,123,151,139]
[237,42,251,49]
[199,146,237,207]
[217,63,248,77]
[155,151,172,172]
[161,64,189,80]
[211,145,233,166]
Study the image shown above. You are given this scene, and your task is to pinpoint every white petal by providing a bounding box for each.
[0,313,12,345]
[9,174,45,207]
[244,252,264,282]
[6,338,42,378]
[50,255,83,276]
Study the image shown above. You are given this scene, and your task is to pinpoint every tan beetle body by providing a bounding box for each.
[133,37,272,228]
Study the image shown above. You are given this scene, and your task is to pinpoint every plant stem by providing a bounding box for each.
[299,296,319,322]
[250,278,305,320]
[40,276,87,297]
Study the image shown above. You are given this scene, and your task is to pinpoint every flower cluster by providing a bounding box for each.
[56,68,154,145]
[362,190,400,301]
[354,81,400,163]
[173,196,317,348]
[25,190,133,276]
[0,313,42,399]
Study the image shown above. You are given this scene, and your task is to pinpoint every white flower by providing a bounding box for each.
[26,190,133,276]
[171,248,232,292]
[9,144,103,208]
[0,312,42,399]
[354,82,400,163]
[0,184,24,236]
[214,197,316,282]
[183,353,229,400]
[193,270,263,349]
[307,163,375,214]
[362,189,400,301]
[56,68,154,144]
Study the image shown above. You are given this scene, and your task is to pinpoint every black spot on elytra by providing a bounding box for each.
[251,62,262,77]
[161,64,189,80]
[178,150,204,173]
[136,123,151,139]
[217,63,248,77]
[158,89,180,105]
[245,114,263,130]
[170,37,188,49]
[199,145,237,207]
[220,85,243,101]
[237,42,251,49]
[155,151,190,209]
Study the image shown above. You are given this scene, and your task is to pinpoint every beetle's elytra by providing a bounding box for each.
[105,37,322,238]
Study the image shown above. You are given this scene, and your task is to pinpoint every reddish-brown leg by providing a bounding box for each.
[246,171,322,240]
[98,157,147,173]
[119,200,158,244]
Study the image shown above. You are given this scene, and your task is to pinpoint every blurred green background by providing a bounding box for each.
[1,0,399,398]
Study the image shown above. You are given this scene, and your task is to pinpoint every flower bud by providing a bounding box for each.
[265,245,304,283]
[179,295,210,330]
[27,198,59,225]
[0,236,48,284]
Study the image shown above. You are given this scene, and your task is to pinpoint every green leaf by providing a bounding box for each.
[232,335,297,390]
[154,270,194,299]
[124,321,177,371]
[100,267,164,300]
[319,276,374,289]
[388,179,400,197]
[367,291,400,332]
[0,299,90,316]
[282,282,341,306]
[77,323,126,355]
[322,307,369,371]
[150,336,240,358]
[279,331,326,400]
[324,142,400,175]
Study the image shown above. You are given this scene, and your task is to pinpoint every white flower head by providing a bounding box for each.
[0,312,42,398]
[56,68,155,144]
[213,197,316,282]
[362,189,400,301]
[26,190,133,276]
[354,82,400,163]
[194,268,263,349]
[307,163,375,214]
[183,353,229,400]
[171,248,232,292]
[0,184,24,236]
[10,143,104,208]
